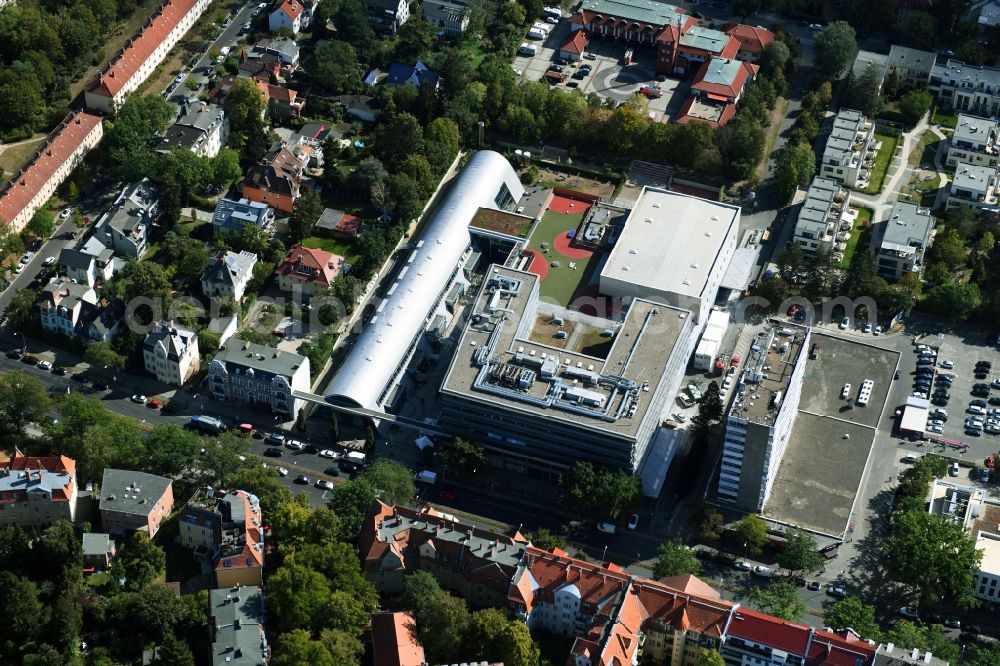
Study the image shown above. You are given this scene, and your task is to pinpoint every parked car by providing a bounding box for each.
[59,208,72,220]
[839,317,850,329]
[51,366,66,376]
[324,466,341,477]
[319,449,340,459]
[863,323,872,333]
[627,513,639,530]
[639,85,662,98]
[285,440,305,451]
[276,467,288,476]
[263,448,283,457]
[806,581,822,591]
[315,479,334,490]
[752,565,774,578]
[826,586,847,598]
[596,522,616,534]
[734,561,752,571]
[898,606,920,620]
[37,360,52,370]
[130,394,146,404]
[950,462,960,477]
[294,474,310,484]
[266,432,286,445]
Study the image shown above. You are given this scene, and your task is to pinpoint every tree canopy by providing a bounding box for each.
[749,580,806,620]
[652,540,702,579]
[562,461,641,519]
[814,22,858,77]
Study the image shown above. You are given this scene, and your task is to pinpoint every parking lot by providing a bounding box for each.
[902,334,1000,446]
[512,22,688,121]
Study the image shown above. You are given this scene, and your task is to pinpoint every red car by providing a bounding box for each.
[787,304,798,316]
[639,85,662,98]
[147,398,160,408]
[730,355,741,367]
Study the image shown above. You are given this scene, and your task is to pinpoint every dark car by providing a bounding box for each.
[943,617,961,629]
[977,361,993,369]
[92,380,108,390]
[263,447,283,457]
[294,474,310,484]
[553,57,569,66]
[265,432,285,445]
[989,397,1000,406]
[972,399,988,407]
[21,355,38,366]
[933,392,950,400]
[303,444,320,454]
[572,71,586,80]
[975,383,990,390]
[973,388,990,397]
[966,428,983,437]
[932,397,949,406]
[826,586,847,598]
[5,349,23,359]
[976,372,989,380]
[30,239,42,251]
[549,64,564,73]
[917,358,934,366]
[324,466,342,477]
[51,366,67,376]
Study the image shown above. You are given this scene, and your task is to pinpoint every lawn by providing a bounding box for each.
[527,209,595,306]
[908,131,940,168]
[838,207,872,269]
[302,235,355,258]
[932,109,958,129]
[0,136,46,180]
[860,133,898,195]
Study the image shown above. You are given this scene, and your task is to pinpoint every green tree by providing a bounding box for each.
[699,649,726,666]
[0,370,51,434]
[288,189,324,243]
[104,95,176,179]
[3,288,36,332]
[226,465,294,515]
[320,628,364,664]
[145,424,201,476]
[442,437,488,477]
[267,563,332,634]
[758,40,790,78]
[112,532,166,591]
[899,8,937,47]
[749,580,806,620]
[374,112,425,168]
[562,461,641,519]
[227,77,269,163]
[652,539,702,578]
[401,571,471,664]
[525,528,569,551]
[691,382,723,436]
[814,22,858,77]
[27,207,54,238]
[774,142,816,206]
[0,571,45,645]
[898,89,933,127]
[964,644,1000,666]
[714,114,765,180]
[922,281,981,320]
[211,147,243,187]
[843,64,885,117]
[884,621,959,663]
[823,597,882,640]
[0,525,30,573]
[307,40,362,94]
[778,529,825,574]
[930,226,966,269]
[83,340,126,372]
[883,510,982,608]
[328,477,377,540]
[149,632,196,666]
[734,514,768,555]
[728,0,761,20]
[272,630,336,666]
[361,459,416,505]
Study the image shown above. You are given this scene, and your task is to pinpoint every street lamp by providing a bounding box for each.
[17,331,25,353]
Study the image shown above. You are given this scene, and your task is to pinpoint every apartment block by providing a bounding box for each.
[85,0,212,113]
[793,177,854,259]
[0,452,78,527]
[179,488,264,587]
[360,502,880,666]
[947,162,1000,211]
[207,340,311,419]
[208,585,270,665]
[929,59,1000,116]
[946,113,1000,168]
[887,45,935,90]
[143,320,200,386]
[820,109,876,188]
[717,322,810,512]
[201,251,258,303]
[0,111,103,233]
[876,201,934,280]
[156,100,229,158]
[97,179,157,258]
[98,469,174,538]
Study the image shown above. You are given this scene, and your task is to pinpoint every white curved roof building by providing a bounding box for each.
[324,150,524,409]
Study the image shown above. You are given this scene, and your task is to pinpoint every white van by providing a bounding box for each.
[518,43,537,56]
[415,470,437,484]
[527,28,546,40]
[344,451,367,466]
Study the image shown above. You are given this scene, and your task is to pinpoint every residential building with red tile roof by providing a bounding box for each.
[0,451,78,526]
[257,81,306,120]
[0,112,103,233]
[179,488,264,587]
[275,245,345,295]
[269,0,305,34]
[360,501,529,608]
[362,505,880,666]
[84,0,212,113]
[241,145,305,213]
[722,23,775,62]
[371,611,425,666]
[677,57,758,127]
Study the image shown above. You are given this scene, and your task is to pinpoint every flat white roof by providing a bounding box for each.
[600,187,740,299]
[899,403,928,433]
[977,530,1000,575]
